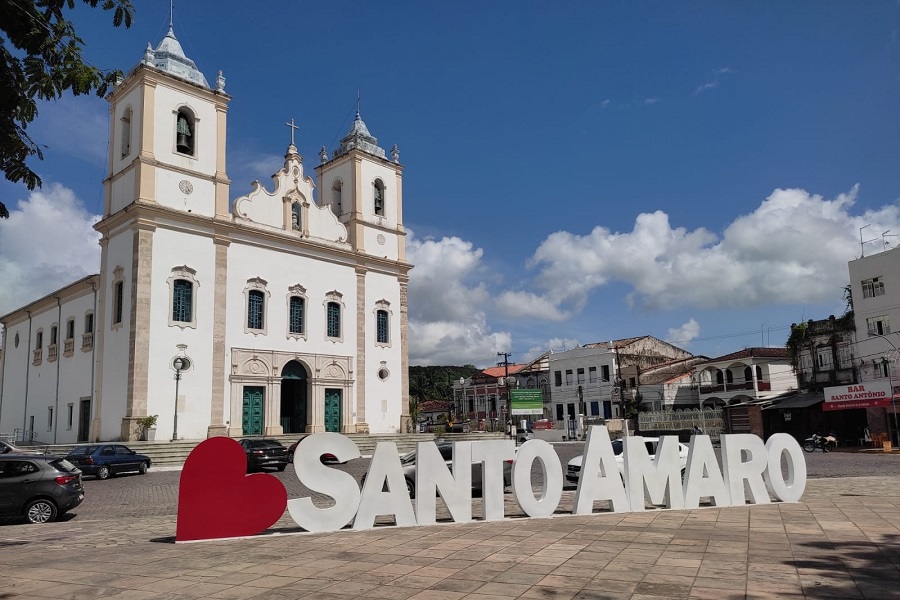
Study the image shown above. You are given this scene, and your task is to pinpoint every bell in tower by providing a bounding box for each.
[176,111,194,155]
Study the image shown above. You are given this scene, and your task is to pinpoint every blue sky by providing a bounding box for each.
[1,2,899,367]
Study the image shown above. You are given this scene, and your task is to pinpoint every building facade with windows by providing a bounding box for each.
[0,27,411,443]
[696,347,797,407]
[849,246,899,389]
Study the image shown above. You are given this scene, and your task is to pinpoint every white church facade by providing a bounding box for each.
[0,27,412,443]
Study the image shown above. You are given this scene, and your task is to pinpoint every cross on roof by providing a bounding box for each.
[285,118,300,145]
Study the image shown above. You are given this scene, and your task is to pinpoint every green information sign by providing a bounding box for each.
[510,389,543,415]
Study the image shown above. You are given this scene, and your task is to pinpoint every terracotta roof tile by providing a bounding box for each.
[703,347,789,363]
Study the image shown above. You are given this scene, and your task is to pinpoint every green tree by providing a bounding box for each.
[0,0,134,218]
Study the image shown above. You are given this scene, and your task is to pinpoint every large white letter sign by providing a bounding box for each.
[763,433,807,502]
[511,439,563,518]
[721,434,770,505]
[355,442,417,530]
[623,436,685,511]
[471,440,516,521]
[573,426,629,514]
[415,441,472,525]
[683,435,731,509]
[288,433,361,533]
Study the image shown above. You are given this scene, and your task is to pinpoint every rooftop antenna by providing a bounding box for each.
[860,224,877,257]
[169,0,174,31]
[883,230,897,251]
[356,90,360,118]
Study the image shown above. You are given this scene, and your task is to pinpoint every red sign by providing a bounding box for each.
[823,381,895,411]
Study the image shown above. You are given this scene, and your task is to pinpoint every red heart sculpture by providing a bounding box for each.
[176,437,288,542]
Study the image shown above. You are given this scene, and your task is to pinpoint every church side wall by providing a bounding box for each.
[55,293,97,444]
[0,321,30,437]
[364,271,404,433]
[23,308,60,444]
[145,228,216,441]
[98,232,134,441]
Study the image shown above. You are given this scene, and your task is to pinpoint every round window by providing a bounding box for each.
[378,367,389,380]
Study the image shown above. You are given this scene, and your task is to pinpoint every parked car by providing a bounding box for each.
[374,442,512,498]
[65,444,152,480]
[286,437,339,464]
[240,439,290,472]
[517,429,535,444]
[566,437,689,484]
[0,440,44,455]
[0,454,84,523]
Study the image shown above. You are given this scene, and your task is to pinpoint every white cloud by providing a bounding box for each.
[714,67,734,75]
[512,186,900,316]
[693,81,719,95]
[406,233,509,365]
[643,98,659,105]
[666,319,700,345]
[600,99,611,109]
[0,185,101,316]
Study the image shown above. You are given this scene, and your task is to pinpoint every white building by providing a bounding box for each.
[0,26,412,444]
[849,245,899,390]
[696,348,797,407]
[548,337,693,425]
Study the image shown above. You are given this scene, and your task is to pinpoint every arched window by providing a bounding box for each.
[726,370,734,384]
[373,179,385,216]
[756,365,763,380]
[50,325,58,345]
[327,302,341,338]
[248,290,265,330]
[716,370,724,385]
[291,203,301,231]
[66,319,75,340]
[331,179,342,216]
[289,296,304,334]
[35,330,43,348]
[172,279,193,323]
[744,366,752,382]
[175,108,195,156]
[121,107,132,158]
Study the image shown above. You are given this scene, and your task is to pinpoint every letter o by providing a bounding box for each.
[511,439,563,517]
[764,433,807,502]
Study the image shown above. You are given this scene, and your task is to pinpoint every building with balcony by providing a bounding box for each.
[453,365,526,430]
[697,347,797,407]
[786,314,857,390]
[849,245,899,389]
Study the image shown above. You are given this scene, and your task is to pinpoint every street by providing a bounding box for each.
[41,441,900,524]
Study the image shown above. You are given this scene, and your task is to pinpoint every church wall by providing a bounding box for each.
[152,85,218,175]
[54,292,98,444]
[363,229,399,261]
[0,321,30,437]
[97,232,135,441]
[323,162,353,218]
[24,307,61,445]
[364,271,404,433]
[156,170,215,217]
[110,85,144,177]
[360,160,398,226]
[145,228,217,441]
[110,171,137,215]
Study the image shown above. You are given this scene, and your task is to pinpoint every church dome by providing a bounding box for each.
[142,26,210,89]
[333,111,386,160]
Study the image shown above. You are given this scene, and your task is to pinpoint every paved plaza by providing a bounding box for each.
[3,472,900,600]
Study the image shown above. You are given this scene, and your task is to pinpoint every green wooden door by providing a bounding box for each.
[324,389,341,433]
[242,386,264,435]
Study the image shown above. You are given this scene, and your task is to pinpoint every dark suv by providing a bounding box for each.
[239,439,290,472]
[0,454,84,523]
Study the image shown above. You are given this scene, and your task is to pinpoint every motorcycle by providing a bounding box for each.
[803,433,836,453]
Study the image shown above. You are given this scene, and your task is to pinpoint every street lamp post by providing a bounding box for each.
[172,356,190,441]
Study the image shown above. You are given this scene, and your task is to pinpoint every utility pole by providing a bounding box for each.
[498,352,513,439]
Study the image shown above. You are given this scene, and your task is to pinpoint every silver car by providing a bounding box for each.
[396,442,512,498]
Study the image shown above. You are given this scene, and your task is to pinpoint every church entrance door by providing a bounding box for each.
[242,387,264,435]
[324,389,342,433]
[280,361,308,434]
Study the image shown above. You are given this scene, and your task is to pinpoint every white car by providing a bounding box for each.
[566,437,689,484]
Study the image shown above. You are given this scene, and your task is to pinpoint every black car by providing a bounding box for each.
[0,454,84,523]
[240,439,290,472]
[287,436,340,465]
[64,444,152,480]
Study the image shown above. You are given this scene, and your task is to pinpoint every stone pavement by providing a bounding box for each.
[3,476,900,600]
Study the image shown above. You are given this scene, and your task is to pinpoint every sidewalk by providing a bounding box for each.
[3,476,900,599]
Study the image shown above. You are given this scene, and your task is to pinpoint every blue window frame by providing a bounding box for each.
[172,279,193,323]
[327,302,340,338]
[376,309,388,344]
[289,296,304,334]
[248,290,265,330]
